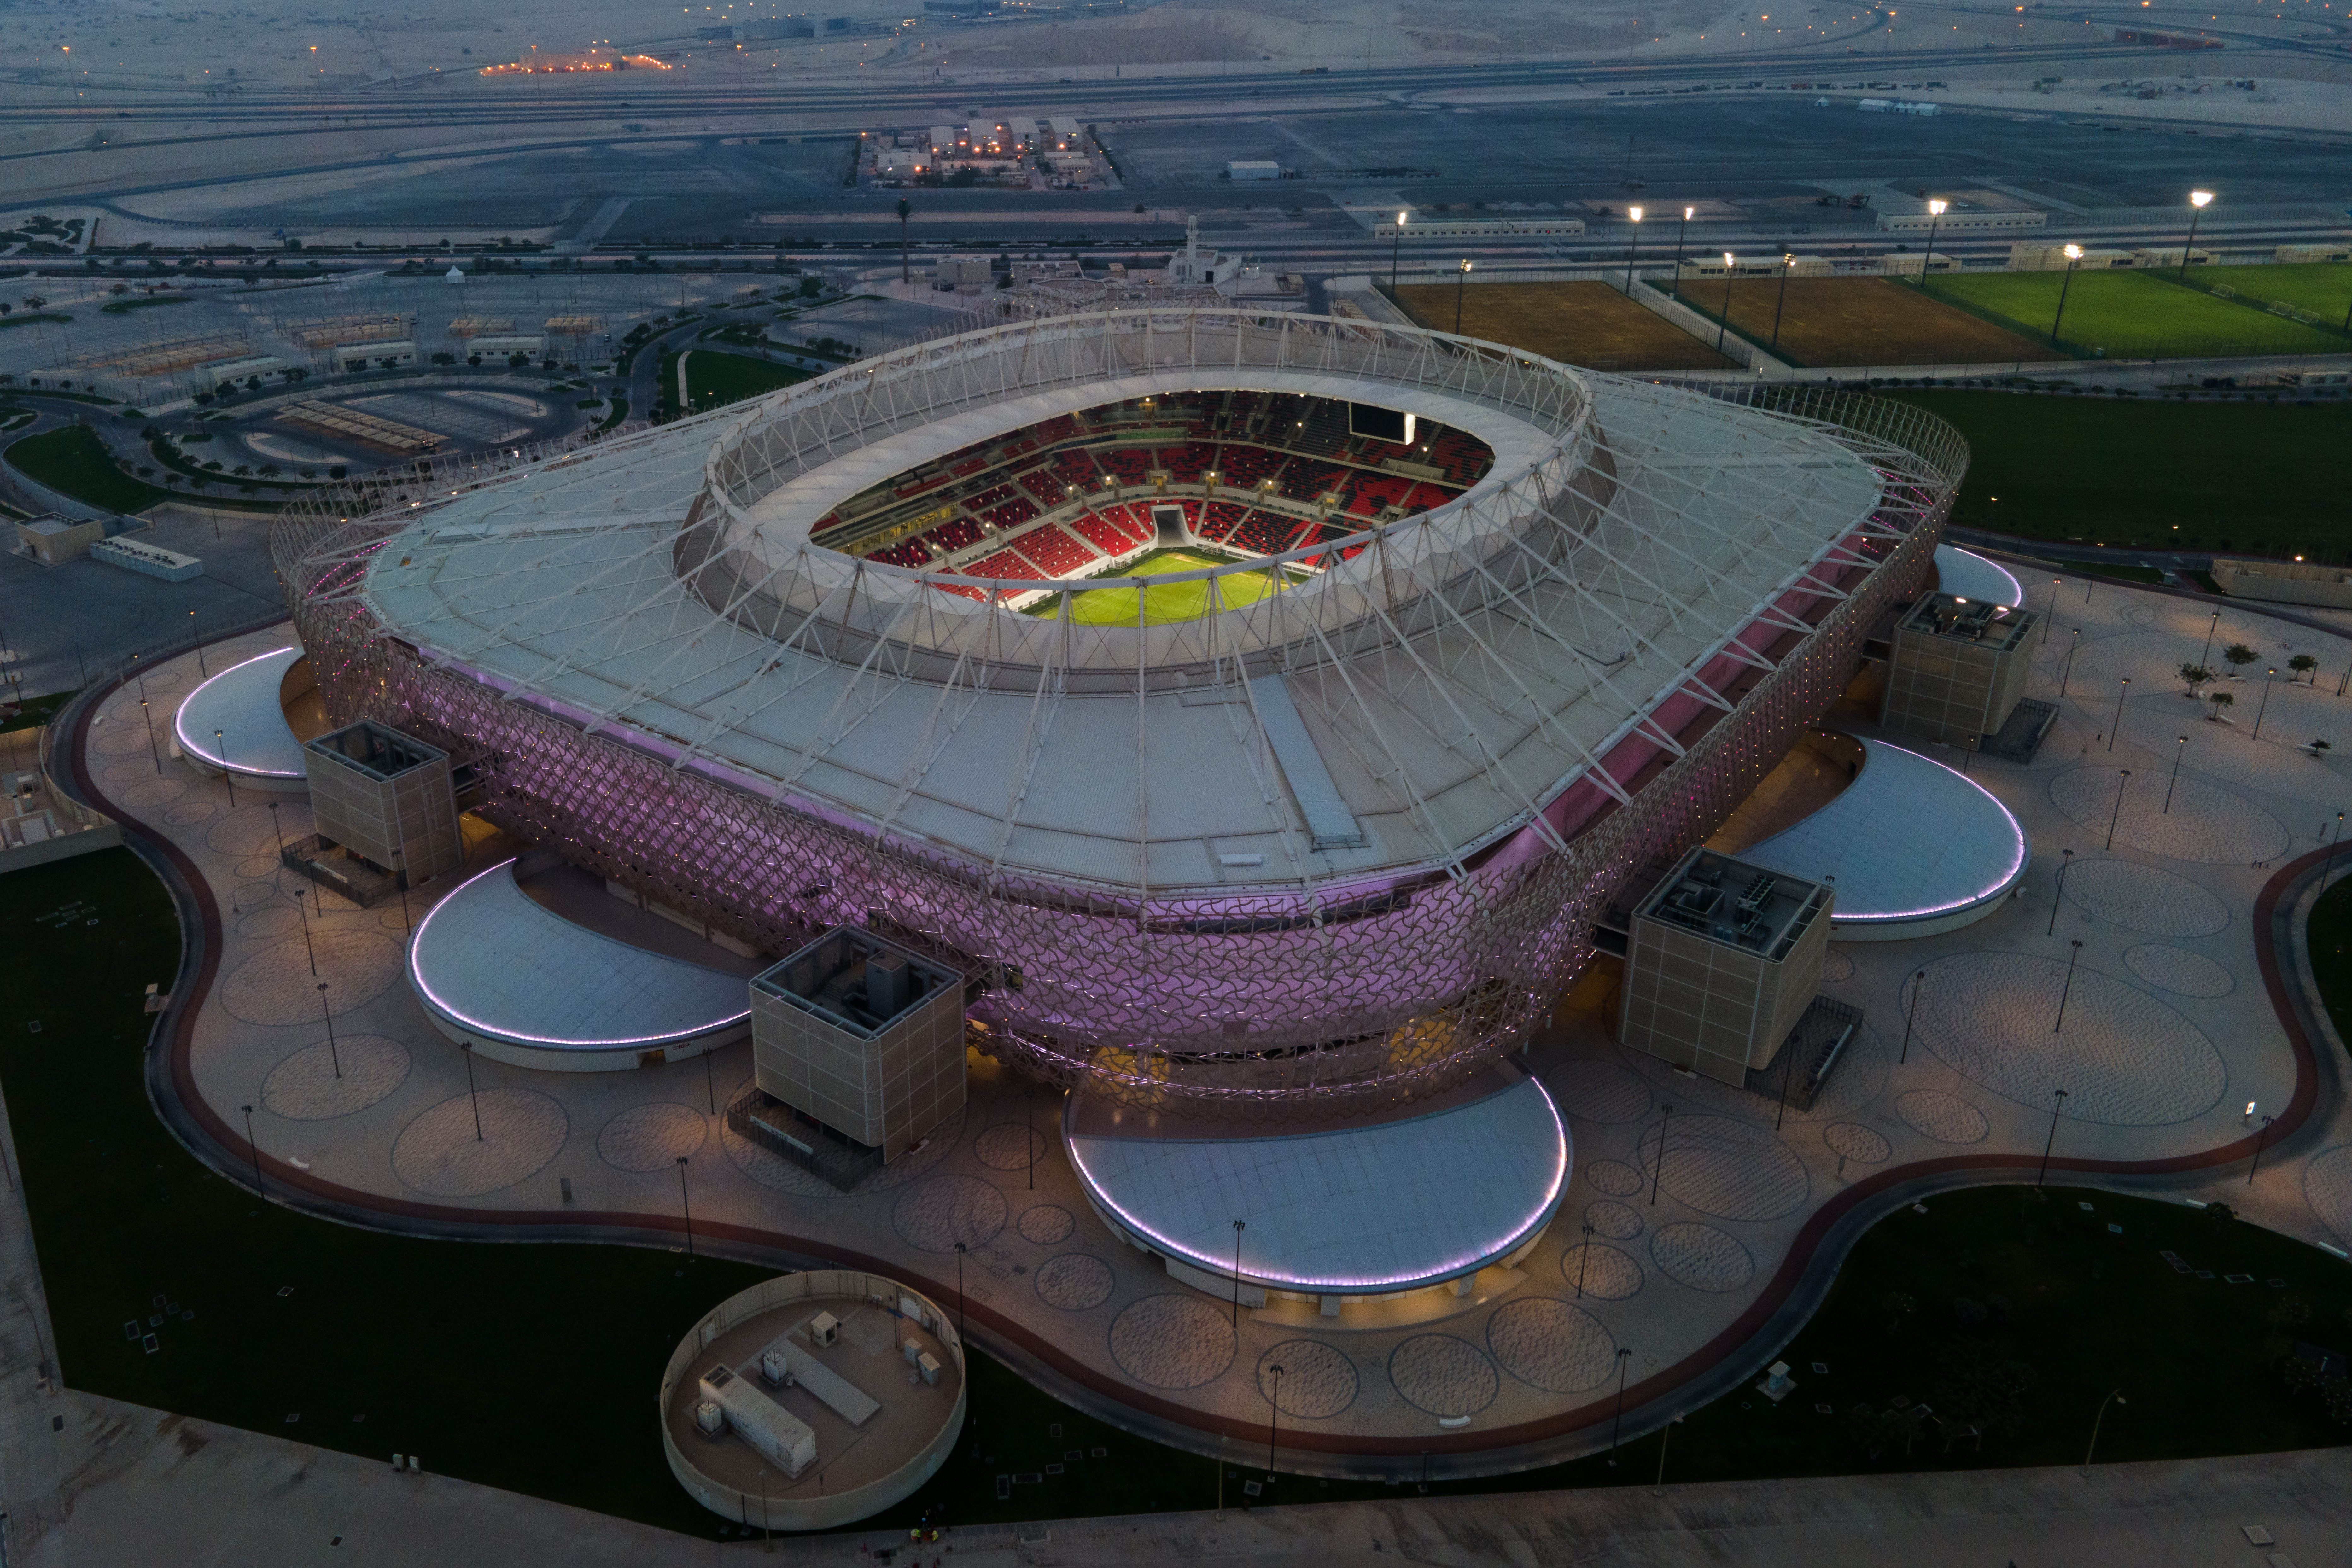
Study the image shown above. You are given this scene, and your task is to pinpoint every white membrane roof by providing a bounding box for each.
[1066,1074,1568,1293]
[1933,545,2023,608]
[174,645,307,779]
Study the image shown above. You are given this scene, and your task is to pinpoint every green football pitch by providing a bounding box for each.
[2192,263,2352,325]
[1926,269,2344,359]
[1030,548,1291,627]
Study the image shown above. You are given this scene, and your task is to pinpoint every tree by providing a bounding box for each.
[431,352,456,366]
[798,274,823,300]
[2179,662,2213,697]
[257,462,281,477]
[2223,642,2258,677]
[2208,691,2236,722]
[2290,653,2319,684]
[328,465,347,480]
[895,196,913,284]
[2311,740,2333,758]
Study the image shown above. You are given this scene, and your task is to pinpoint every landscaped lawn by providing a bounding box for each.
[1884,391,2352,556]
[1927,271,2343,360]
[680,349,808,413]
[4,425,175,514]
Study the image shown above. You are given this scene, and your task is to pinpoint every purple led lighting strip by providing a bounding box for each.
[1820,739,2029,923]
[1065,1077,1570,1293]
[406,859,752,1049]
[171,646,307,778]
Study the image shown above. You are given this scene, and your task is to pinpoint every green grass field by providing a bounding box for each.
[680,349,809,413]
[5,424,176,513]
[2194,263,2352,325]
[1926,271,2344,360]
[1030,548,1289,626]
[1887,391,2352,555]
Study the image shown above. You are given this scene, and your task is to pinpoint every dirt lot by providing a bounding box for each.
[1670,277,2065,369]
[1392,280,1733,371]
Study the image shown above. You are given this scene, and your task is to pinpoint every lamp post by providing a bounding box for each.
[1917,198,1946,286]
[1899,969,1926,1064]
[1608,1346,1634,1460]
[1768,254,1794,355]
[1229,1219,1246,1331]
[703,1041,717,1116]
[2252,666,2277,740]
[240,1103,265,1202]
[2105,769,2132,850]
[2048,849,2074,936]
[676,1155,695,1259]
[2107,677,2128,752]
[266,799,285,859]
[1576,1220,1596,1299]
[291,886,317,977]
[1716,253,1736,352]
[2179,189,2214,282]
[2163,736,2188,813]
[2043,577,2060,645]
[2199,609,2220,671]
[1453,258,1472,334]
[2326,811,2347,888]
[2059,627,2081,697]
[2054,939,2085,1034]
[1648,1103,1673,1206]
[190,609,207,678]
[317,982,340,1078]
[2048,244,2083,344]
[2038,1087,2070,1186]
[1621,206,1643,295]
[1389,211,1405,290]
[215,727,236,807]
[2082,1389,2126,1474]
[139,697,160,774]
[460,1041,483,1140]
[1265,1363,1285,1479]
[1671,205,1693,283]
[2248,1114,2278,1185]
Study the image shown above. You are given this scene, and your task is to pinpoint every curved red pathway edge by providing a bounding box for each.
[60,647,2334,1464]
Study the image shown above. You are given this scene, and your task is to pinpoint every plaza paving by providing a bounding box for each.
[55,568,2352,1478]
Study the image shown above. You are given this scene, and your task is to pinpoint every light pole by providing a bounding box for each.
[2178,189,2214,282]
[1917,198,1946,286]
[2105,769,2132,851]
[2059,627,2081,697]
[2326,812,2347,888]
[1648,1103,1673,1206]
[2163,736,2188,813]
[1899,969,1926,1064]
[2047,849,2074,936]
[317,982,340,1078]
[1453,258,1472,334]
[1670,205,1693,283]
[190,609,207,678]
[241,1103,265,1202]
[1716,252,1736,352]
[1265,1363,1284,1478]
[1621,206,1643,295]
[2048,243,2083,344]
[703,1042,716,1116]
[1389,211,1405,290]
[215,727,236,807]
[292,886,317,977]
[2043,577,2060,645]
[1230,1219,1246,1331]
[2054,939,2085,1033]
[2248,1114,2278,1184]
[2082,1389,2126,1474]
[2252,666,2277,740]
[676,1155,695,1259]
[266,799,285,859]
[139,697,160,774]
[1768,254,1794,356]
[2199,610,2220,671]
[1576,1220,1595,1299]
[460,1041,483,1140]
[2038,1087,2069,1186]
[1608,1346,1634,1460]
[2106,677,2128,751]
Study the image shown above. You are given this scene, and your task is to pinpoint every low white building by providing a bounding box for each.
[1878,207,2045,234]
[1226,160,1281,181]
[2009,243,2135,271]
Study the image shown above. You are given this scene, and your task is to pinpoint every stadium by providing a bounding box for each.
[274,309,1964,1301]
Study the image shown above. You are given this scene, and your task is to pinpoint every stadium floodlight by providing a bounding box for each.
[1770,253,1796,355]
[2050,243,2084,344]
[1919,198,1948,287]
[1623,207,1643,297]
[1455,257,1473,333]
[1391,210,1407,289]
[2180,189,2214,280]
[1670,205,1694,285]
[1717,253,1737,352]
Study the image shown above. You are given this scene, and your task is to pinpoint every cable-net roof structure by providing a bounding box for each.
[277,310,1964,1120]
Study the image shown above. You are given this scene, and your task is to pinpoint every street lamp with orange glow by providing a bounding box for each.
[2179,189,2214,281]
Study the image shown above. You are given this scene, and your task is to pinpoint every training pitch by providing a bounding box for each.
[1928,270,2345,360]
[1392,280,1733,371]
[1032,548,1289,627]
[1673,277,2061,368]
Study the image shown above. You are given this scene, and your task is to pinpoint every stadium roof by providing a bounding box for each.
[335,312,1911,901]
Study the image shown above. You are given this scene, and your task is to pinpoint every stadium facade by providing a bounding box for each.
[275,310,1964,1127]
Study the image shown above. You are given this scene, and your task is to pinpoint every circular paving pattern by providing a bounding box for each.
[595,1102,708,1173]
[2123,943,2235,999]
[208,804,308,859]
[218,929,402,1025]
[1819,950,1855,984]
[717,1087,962,1198]
[114,776,185,809]
[259,1034,411,1120]
[1558,1242,1643,1300]
[232,879,279,911]
[1822,1122,1893,1165]
[2049,767,2288,865]
[1107,1296,1235,1390]
[1549,1062,1653,1125]
[1583,1200,1643,1241]
[2060,859,2228,937]
[235,854,281,879]
[1387,1335,1500,1418]
[1635,1115,1808,1222]
[2302,1145,2352,1246]
[237,905,302,941]
[1896,1089,1990,1145]
[90,720,152,757]
[1585,1160,1645,1198]
[973,1123,1050,1173]
[1033,1252,1116,1312]
[163,801,215,826]
[1016,1204,1076,1246]
[2121,695,2352,807]
[390,1088,568,1198]
[1911,952,2226,1126]
[891,1175,1008,1252]
[380,907,415,933]
[1650,1223,1756,1292]
[1486,1298,1617,1394]
[1255,1340,1359,1419]
[100,757,153,783]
